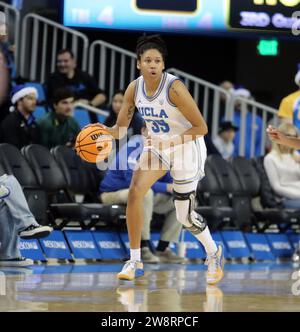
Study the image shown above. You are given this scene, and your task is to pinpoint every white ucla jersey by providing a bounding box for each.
[134,72,207,184]
[134,72,193,138]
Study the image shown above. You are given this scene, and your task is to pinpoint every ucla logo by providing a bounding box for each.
[254,0,300,6]
[138,107,168,119]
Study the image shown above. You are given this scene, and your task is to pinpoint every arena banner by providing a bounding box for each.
[266,233,294,258]
[181,231,206,259]
[119,232,130,256]
[287,233,300,250]
[244,233,275,261]
[39,230,73,260]
[220,231,251,258]
[211,232,231,259]
[93,231,127,260]
[64,230,102,259]
[18,239,46,261]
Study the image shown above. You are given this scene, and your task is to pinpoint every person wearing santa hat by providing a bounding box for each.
[278,64,300,129]
[0,85,40,149]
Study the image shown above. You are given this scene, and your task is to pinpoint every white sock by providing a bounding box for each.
[130,249,141,262]
[194,227,218,256]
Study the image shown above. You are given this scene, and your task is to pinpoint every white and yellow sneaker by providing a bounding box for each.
[117,260,144,281]
[205,244,224,285]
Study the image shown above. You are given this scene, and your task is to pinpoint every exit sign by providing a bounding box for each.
[257,39,279,56]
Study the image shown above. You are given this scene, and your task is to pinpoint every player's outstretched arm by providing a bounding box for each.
[267,125,300,149]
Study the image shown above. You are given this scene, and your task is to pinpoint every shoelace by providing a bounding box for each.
[205,253,221,274]
[123,261,137,271]
[23,225,41,231]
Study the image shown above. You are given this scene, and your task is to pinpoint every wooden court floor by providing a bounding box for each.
[0,263,300,312]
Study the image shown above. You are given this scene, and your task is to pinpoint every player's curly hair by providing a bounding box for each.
[136,34,168,61]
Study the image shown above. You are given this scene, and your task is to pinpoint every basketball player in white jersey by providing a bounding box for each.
[89,35,224,284]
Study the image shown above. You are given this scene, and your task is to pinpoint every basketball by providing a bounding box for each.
[75,125,113,163]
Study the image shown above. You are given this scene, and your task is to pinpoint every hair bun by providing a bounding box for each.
[136,34,168,60]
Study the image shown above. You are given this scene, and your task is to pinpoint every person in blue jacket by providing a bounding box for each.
[99,123,184,264]
[230,87,263,159]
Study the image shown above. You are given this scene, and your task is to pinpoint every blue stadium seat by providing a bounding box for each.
[97,112,109,124]
[73,107,91,128]
[34,106,47,119]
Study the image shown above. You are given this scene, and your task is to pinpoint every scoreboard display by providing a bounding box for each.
[63,0,300,36]
[228,0,300,32]
[135,0,199,13]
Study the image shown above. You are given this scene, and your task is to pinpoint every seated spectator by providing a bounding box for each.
[267,125,300,150]
[104,90,145,144]
[0,23,16,81]
[205,135,221,156]
[264,123,300,209]
[99,123,184,264]
[37,88,80,149]
[0,85,40,149]
[230,87,263,158]
[46,49,107,108]
[0,18,12,123]
[213,121,238,160]
[0,174,52,267]
[104,90,124,128]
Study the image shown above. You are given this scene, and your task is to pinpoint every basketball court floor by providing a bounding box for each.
[1,262,300,312]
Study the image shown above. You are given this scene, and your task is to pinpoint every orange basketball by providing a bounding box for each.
[75,125,113,163]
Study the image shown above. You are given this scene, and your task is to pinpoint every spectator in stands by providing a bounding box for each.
[213,121,238,160]
[230,87,263,158]
[0,45,9,117]
[264,123,300,209]
[278,64,300,129]
[104,90,125,127]
[0,23,16,81]
[219,81,234,102]
[218,81,234,120]
[37,88,80,149]
[0,85,40,149]
[267,124,300,149]
[104,89,145,137]
[99,123,184,264]
[204,135,221,156]
[0,174,52,267]
[46,49,107,108]
[0,16,12,123]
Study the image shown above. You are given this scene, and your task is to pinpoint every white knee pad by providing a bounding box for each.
[173,190,207,235]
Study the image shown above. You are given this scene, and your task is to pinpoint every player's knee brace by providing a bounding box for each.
[173,190,207,235]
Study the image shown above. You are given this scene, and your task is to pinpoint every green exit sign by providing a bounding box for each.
[257,39,279,56]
